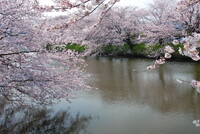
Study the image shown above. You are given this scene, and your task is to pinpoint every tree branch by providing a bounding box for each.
[0,50,39,57]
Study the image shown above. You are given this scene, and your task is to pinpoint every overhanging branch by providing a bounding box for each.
[0,50,39,57]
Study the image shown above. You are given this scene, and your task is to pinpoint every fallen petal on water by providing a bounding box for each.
[193,120,200,127]
[176,79,183,83]
[196,88,200,93]
[196,123,200,127]
[193,120,197,124]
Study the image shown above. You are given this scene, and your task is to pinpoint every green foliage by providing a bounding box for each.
[64,44,87,52]
[97,44,131,56]
[99,45,121,54]
[131,43,147,54]
[96,42,186,59]
[166,43,184,58]
[146,42,185,58]
[170,43,184,50]
[46,43,87,53]
[55,46,64,51]
[148,43,163,52]
[46,43,53,51]
[46,42,187,59]
[97,43,149,56]
[123,44,130,51]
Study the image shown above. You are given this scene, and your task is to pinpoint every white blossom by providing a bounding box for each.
[164,46,174,53]
[172,40,179,45]
[164,53,171,58]
[147,64,156,70]
[91,0,98,6]
[193,120,200,127]
[191,80,200,89]
[86,2,93,10]
[155,58,165,65]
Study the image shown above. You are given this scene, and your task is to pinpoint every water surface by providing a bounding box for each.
[1,57,200,134]
[66,57,200,134]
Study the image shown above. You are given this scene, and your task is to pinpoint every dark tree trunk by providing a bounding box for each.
[158,38,164,45]
[123,38,134,50]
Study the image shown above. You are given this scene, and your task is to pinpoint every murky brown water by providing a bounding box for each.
[64,57,200,134]
[1,57,200,134]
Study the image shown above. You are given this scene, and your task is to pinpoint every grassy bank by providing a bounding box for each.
[45,43,192,61]
[94,43,190,60]
[46,43,87,53]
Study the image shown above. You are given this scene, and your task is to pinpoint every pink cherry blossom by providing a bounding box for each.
[147,64,156,70]
[141,0,181,44]
[180,33,200,61]
[1,0,122,106]
[164,53,172,59]
[193,120,200,127]
[155,58,165,65]
[176,0,199,35]
[164,46,175,53]
[172,40,179,45]
[191,80,200,90]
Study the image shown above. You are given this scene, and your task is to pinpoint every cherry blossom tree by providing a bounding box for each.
[175,0,200,35]
[1,0,119,106]
[42,6,144,56]
[146,28,199,94]
[1,0,198,109]
[141,0,181,45]
[57,6,146,52]
[37,0,120,30]
[84,7,143,49]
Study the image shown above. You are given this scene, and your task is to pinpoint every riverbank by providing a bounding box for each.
[46,43,197,62]
[92,43,194,62]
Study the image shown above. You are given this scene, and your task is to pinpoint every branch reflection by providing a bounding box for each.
[0,98,92,134]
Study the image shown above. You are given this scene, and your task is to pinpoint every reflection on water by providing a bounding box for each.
[0,57,200,134]
[85,57,200,113]
[0,97,92,134]
[68,57,200,134]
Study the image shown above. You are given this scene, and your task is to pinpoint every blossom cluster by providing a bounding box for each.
[0,0,94,106]
[146,45,174,70]
[176,0,199,12]
[147,33,200,93]
[42,0,121,30]
[178,33,200,61]
[191,80,200,93]
[193,120,200,127]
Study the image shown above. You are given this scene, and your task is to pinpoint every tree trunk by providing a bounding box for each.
[123,38,134,50]
[158,38,164,45]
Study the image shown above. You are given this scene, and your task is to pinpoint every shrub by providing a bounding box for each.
[64,44,87,52]
[97,44,131,56]
[131,43,147,54]
[46,43,87,53]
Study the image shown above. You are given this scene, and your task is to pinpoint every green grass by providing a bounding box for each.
[170,43,184,50]
[97,44,130,55]
[97,43,149,56]
[46,42,187,59]
[148,43,163,52]
[131,43,147,54]
[96,42,187,59]
[46,43,87,53]
[64,44,87,52]
[166,43,184,58]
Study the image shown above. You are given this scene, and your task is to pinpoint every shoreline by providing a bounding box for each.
[87,54,199,63]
